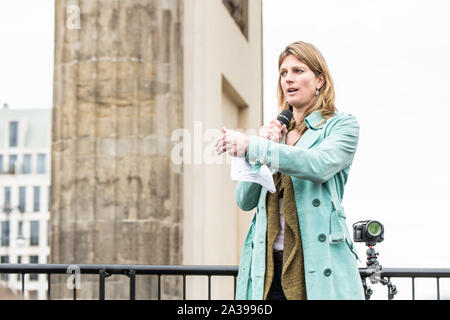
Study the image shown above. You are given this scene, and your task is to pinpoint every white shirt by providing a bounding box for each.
[273,198,285,251]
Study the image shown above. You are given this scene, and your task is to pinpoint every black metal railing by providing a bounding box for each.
[359,267,450,300]
[1,264,450,300]
[0,264,238,300]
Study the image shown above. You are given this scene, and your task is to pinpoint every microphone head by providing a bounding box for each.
[277,109,293,128]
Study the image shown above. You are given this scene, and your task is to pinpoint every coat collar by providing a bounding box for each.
[304,110,326,130]
[281,110,333,147]
[295,110,333,149]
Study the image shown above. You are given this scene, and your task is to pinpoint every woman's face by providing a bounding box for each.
[279,54,324,110]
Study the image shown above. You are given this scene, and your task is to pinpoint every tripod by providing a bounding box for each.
[362,244,398,300]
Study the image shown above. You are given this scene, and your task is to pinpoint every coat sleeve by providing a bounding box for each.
[236,181,262,211]
[246,114,360,183]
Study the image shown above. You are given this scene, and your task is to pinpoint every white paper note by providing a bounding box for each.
[230,157,276,193]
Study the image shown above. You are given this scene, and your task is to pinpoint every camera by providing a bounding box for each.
[353,220,384,246]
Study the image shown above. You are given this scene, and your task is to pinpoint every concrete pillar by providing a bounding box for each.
[51,0,183,299]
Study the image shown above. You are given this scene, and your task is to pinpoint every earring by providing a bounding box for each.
[315,88,320,96]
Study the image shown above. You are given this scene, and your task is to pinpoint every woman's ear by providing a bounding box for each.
[316,73,325,90]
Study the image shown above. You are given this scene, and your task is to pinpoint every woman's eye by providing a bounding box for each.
[295,69,303,73]
[280,71,287,76]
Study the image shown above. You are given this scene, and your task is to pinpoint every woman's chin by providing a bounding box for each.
[287,100,302,108]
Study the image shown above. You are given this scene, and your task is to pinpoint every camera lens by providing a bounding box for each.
[367,221,382,237]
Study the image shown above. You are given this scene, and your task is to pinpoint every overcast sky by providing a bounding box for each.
[263,0,450,299]
[0,1,54,109]
[1,0,450,299]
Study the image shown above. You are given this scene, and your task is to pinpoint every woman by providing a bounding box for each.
[215,41,365,300]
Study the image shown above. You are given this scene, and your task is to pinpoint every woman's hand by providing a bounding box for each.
[259,119,288,143]
[215,127,249,157]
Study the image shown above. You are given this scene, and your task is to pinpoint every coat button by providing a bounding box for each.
[312,199,321,207]
[323,268,332,277]
[318,234,326,242]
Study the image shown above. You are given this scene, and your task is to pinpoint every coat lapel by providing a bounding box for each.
[295,110,326,149]
[295,128,322,149]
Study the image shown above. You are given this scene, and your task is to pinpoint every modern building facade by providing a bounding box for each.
[0,107,51,300]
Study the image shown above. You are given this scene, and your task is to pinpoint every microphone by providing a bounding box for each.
[277,109,293,128]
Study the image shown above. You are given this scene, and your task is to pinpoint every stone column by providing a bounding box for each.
[51,0,183,299]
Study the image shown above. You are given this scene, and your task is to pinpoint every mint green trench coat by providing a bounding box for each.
[235,111,365,300]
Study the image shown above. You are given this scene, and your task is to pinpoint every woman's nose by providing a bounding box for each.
[284,75,294,83]
[284,71,294,82]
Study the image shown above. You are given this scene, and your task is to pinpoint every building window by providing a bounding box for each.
[18,221,24,240]
[37,154,46,174]
[33,186,40,212]
[29,255,39,281]
[30,221,39,246]
[19,186,26,213]
[3,187,11,213]
[8,154,17,174]
[0,256,9,281]
[9,121,18,147]
[22,154,32,174]
[1,221,10,246]
[48,186,51,212]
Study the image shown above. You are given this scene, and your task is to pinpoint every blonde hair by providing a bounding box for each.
[277,41,337,134]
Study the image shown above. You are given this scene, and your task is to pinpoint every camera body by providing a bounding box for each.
[353,220,384,246]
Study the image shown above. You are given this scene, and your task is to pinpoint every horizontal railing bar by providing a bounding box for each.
[2,264,450,279]
[359,267,450,278]
[0,264,239,276]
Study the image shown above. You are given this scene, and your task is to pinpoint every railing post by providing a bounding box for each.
[208,275,211,300]
[233,275,237,299]
[182,274,186,299]
[437,277,440,300]
[157,274,161,300]
[129,270,136,300]
[21,273,25,296]
[99,269,107,300]
[47,273,51,300]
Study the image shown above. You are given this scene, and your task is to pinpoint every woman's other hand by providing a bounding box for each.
[215,127,249,157]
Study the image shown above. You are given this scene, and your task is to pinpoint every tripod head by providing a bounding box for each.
[366,245,380,268]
